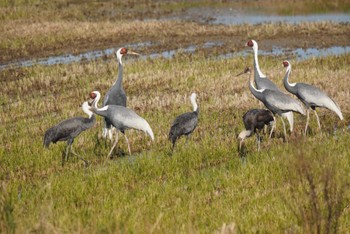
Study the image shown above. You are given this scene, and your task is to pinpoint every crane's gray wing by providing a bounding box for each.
[265,90,305,114]
[170,112,198,135]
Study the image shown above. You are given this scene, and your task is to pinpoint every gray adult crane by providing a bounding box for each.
[169,93,199,151]
[238,109,274,152]
[282,60,344,134]
[246,39,294,133]
[43,101,95,166]
[237,67,306,139]
[90,91,154,158]
[102,47,140,139]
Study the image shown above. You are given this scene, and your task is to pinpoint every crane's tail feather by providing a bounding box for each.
[328,98,344,120]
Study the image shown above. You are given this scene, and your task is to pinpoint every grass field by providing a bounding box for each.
[1,52,350,233]
[1,0,350,233]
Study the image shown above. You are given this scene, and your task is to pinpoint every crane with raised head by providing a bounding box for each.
[282,60,343,134]
[246,39,294,134]
[43,101,95,166]
[237,67,306,139]
[169,93,199,151]
[238,109,274,152]
[102,47,140,139]
[90,91,154,158]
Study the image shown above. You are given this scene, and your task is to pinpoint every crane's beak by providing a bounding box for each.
[127,50,141,56]
[236,71,246,77]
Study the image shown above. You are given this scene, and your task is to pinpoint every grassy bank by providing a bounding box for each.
[1,0,350,63]
[1,52,349,232]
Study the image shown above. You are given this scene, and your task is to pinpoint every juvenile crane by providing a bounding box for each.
[237,67,306,139]
[90,91,154,158]
[238,109,274,151]
[43,101,95,166]
[102,47,140,139]
[282,60,343,134]
[169,93,199,151]
[246,39,294,133]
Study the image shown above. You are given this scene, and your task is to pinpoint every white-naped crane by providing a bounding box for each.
[90,91,154,158]
[169,93,199,151]
[282,60,344,135]
[246,39,294,133]
[238,109,274,152]
[102,47,140,140]
[237,67,306,139]
[43,101,95,167]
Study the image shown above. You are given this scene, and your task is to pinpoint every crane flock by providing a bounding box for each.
[44,41,345,165]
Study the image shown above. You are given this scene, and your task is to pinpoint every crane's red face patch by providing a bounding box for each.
[90,92,97,99]
[283,61,289,67]
[247,40,253,47]
[120,47,128,55]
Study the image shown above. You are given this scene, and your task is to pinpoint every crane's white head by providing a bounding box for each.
[89,91,101,108]
[115,47,141,65]
[283,60,290,68]
[245,39,257,50]
[190,93,198,112]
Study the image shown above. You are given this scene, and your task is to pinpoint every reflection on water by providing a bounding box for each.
[1,43,349,70]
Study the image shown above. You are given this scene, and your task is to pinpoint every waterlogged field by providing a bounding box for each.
[1,53,350,233]
[1,0,350,233]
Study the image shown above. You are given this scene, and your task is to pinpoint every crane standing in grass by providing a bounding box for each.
[246,39,294,134]
[282,60,343,134]
[238,109,274,152]
[43,101,95,166]
[90,91,154,158]
[237,67,306,139]
[102,47,140,139]
[169,93,199,151]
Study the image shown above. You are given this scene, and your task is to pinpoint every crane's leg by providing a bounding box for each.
[280,116,287,141]
[71,148,89,167]
[313,110,321,131]
[256,133,261,152]
[304,109,310,135]
[107,133,119,159]
[123,133,131,155]
[269,117,276,139]
[62,139,73,166]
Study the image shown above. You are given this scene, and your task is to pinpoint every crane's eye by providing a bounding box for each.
[247,40,253,47]
[90,92,96,99]
[121,48,128,54]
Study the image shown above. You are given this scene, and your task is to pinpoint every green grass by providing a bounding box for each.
[1,53,350,233]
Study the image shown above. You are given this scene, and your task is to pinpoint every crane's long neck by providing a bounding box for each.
[191,96,198,113]
[90,93,109,118]
[283,64,297,94]
[115,60,124,88]
[82,102,94,118]
[253,44,267,80]
[248,72,264,101]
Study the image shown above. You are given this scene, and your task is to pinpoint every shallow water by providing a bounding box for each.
[1,42,349,70]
